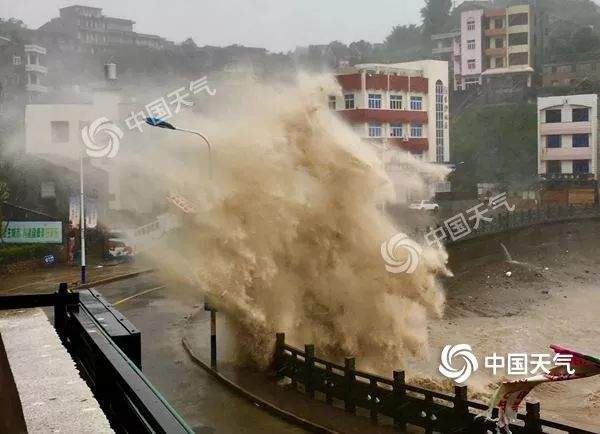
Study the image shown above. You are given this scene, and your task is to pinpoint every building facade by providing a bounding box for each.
[333,61,450,165]
[0,37,48,112]
[433,4,535,91]
[481,5,534,87]
[38,5,171,51]
[537,94,598,180]
[542,60,600,88]
[456,9,485,90]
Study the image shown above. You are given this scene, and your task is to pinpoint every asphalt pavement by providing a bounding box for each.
[1,265,306,434]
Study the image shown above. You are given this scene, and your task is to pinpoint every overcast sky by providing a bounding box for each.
[0,0,427,52]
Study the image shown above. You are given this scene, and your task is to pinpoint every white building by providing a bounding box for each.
[333,60,451,201]
[537,94,598,179]
[24,88,149,213]
[333,60,450,164]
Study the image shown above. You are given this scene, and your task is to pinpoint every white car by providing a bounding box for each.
[409,200,440,211]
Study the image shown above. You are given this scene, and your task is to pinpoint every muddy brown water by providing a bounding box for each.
[406,219,600,432]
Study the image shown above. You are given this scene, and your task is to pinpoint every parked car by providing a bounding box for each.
[105,230,135,260]
[408,199,440,212]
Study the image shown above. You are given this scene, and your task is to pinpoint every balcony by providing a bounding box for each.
[485,8,506,18]
[508,25,529,34]
[485,47,506,57]
[433,45,453,54]
[485,28,506,37]
[25,83,48,93]
[337,109,428,124]
[24,44,46,55]
[25,64,48,74]
[541,147,593,161]
[540,121,592,136]
[508,44,529,54]
[389,138,429,153]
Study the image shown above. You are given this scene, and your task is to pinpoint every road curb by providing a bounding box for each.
[77,268,156,289]
[181,333,339,434]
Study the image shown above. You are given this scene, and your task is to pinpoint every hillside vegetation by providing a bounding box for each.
[450,104,538,192]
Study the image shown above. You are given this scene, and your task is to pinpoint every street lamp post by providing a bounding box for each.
[79,146,87,284]
[145,117,213,178]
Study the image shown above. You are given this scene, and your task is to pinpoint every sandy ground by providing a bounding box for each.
[408,219,600,431]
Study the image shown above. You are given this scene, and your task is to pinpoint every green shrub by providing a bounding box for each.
[0,244,61,266]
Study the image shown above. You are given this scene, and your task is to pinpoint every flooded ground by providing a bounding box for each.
[414,219,600,431]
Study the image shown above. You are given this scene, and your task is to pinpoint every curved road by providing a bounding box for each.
[95,274,307,434]
[1,266,305,434]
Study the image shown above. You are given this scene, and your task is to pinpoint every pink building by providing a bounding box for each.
[456,9,484,90]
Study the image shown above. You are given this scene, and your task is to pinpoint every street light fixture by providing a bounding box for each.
[145,117,213,179]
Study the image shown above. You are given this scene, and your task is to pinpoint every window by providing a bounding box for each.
[40,182,56,199]
[368,94,382,109]
[573,160,590,174]
[410,96,423,110]
[390,123,403,137]
[509,52,528,66]
[51,121,69,143]
[467,59,476,70]
[467,39,476,50]
[435,80,445,163]
[495,18,503,29]
[328,95,336,110]
[344,94,354,109]
[389,95,402,110]
[410,123,423,137]
[496,57,504,68]
[495,37,504,48]
[547,135,561,148]
[508,33,528,46]
[508,13,528,26]
[368,122,382,137]
[12,55,21,65]
[572,108,589,122]
[547,160,561,174]
[545,109,561,123]
[573,134,590,148]
[467,19,476,31]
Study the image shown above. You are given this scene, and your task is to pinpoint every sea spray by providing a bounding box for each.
[137,73,450,372]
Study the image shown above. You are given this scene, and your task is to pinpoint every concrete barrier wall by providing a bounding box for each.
[0,333,27,434]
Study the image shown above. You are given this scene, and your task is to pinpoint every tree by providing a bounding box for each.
[0,182,9,244]
[572,26,600,53]
[384,24,423,51]
[348,40,372,64]
[421,0,452,38]
[450,104,538,192]
[0,18,29,44]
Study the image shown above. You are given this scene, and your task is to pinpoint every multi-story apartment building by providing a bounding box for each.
[431,30,460,65]
[481,5,534,87]
[332,61,450,165]
[38,5,171,51]
[433,4,535,91]
[537,94,598,180]
[0,37,48,113]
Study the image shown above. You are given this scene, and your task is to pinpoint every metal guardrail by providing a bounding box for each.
[0,285,193,434]
[414,204,600,246]
[274,333,595,434]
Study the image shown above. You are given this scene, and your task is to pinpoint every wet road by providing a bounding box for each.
[93,274,306,434]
